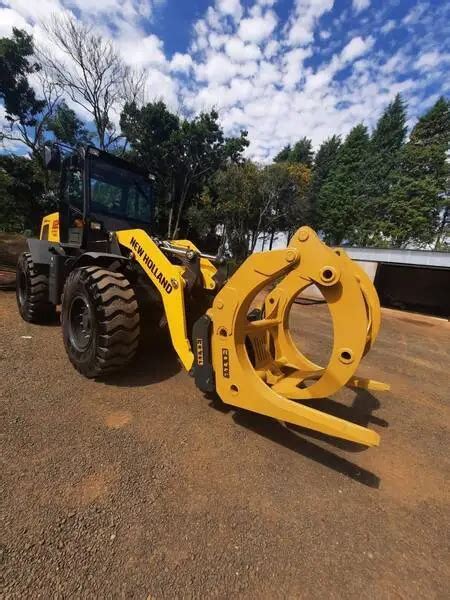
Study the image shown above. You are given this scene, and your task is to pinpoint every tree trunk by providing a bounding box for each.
[434,206,449,249]
[269,230,275,250]
[172,186,188,240]
[166,181,175,239]
[167,207,173,239]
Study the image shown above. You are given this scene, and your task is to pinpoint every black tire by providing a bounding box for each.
[16,252,56,323]
[61,266,140,378]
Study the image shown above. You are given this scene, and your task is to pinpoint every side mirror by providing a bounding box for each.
[43,145,61,171]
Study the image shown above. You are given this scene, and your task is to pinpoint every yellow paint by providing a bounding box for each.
[208,227,388,447]
[40,212,60,242]
[173,239,218,290]
[37,212,388,447]
[116,229,194,371]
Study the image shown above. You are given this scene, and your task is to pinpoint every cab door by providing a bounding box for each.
[59,161,85,246]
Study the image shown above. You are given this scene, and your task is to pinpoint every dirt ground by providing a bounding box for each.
[1,290,449,599]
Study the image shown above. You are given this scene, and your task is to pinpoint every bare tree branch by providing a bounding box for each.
[37,14,146,150]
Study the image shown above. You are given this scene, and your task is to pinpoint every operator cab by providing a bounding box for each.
[44,144,155,251]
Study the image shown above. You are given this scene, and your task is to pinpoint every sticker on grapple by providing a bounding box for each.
[196,338,204,366]
[222,348,230,378]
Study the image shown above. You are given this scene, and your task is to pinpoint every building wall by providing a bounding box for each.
[374,264,450,318]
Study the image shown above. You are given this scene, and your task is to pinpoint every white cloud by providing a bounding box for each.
[380,19,396,34]
[196,53,238,84]
[225,38,261,62]
[170,52,193,73]
[416,50,450,70]
[283,47,312,88]
[0,7,30,37]
[215,0,242,21]
[287,0,334,46]
[340,36,374,63]
[205,7,222,30]
[238,10,277,43]
[2,0,449,164]
[118,34,166,68]
[145,69,179,110]
[352,0,370,14]
[257,61,281,86]
[264,39,279,58]
[402,2,432,27]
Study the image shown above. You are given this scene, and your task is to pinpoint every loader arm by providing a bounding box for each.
[116,229,195,371]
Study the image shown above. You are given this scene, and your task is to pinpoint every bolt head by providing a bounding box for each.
[286,250,296,262]
[298,228,309,242]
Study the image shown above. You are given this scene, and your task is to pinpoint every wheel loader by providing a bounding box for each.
[16,143,389,447]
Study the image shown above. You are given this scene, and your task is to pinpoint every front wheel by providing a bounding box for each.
[61,267,140,378]
[16,252,56,323]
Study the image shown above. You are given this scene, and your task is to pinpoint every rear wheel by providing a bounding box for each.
[61,266,140,377]
[16,252,56,323]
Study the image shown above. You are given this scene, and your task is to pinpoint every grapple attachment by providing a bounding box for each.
[208,227,389,447]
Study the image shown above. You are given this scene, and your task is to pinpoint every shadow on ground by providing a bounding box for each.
[209,389,383,489]
[101,332,182,387]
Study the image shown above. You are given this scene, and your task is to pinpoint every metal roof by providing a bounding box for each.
[345,247,450,268]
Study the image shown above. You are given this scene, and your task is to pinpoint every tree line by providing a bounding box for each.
[1,20,449,254]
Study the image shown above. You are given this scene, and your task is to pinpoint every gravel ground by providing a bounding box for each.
[1,290,449,599]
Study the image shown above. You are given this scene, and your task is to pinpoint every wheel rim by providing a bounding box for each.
[18,269,28,307]
[69,295,93,351]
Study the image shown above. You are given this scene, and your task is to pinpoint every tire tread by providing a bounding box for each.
[62,267,140,377]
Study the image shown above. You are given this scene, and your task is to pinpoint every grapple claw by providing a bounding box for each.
[208,227,388,446]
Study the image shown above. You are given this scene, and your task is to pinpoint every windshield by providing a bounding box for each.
[90,159,153,224]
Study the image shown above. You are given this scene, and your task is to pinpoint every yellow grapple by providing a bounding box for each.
[207,226,389,447]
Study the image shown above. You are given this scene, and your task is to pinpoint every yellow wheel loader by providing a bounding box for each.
[16,144,389,447]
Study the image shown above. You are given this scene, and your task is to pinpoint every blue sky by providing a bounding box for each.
[1,0,449,161]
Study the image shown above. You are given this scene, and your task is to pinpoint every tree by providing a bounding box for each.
[188,161,311,259]
[120,100,180,233]
[357,94,408,245]
[39,14,145,150]
[46,101,91,145]
[192,161,261,261]
[318,124,370,245]
[309,135,341,228]
[284,163,312,239]
[273,137,314,166]
[290,137,314,166]
[381,97,450,248]
[259,162,311,248]
[273,144,291,163]
[170,111,248,239]
[121,101,248,238]
[0,155,51,232]
[0,28,60,154]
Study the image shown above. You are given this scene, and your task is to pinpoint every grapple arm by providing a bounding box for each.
[206,227,389,447]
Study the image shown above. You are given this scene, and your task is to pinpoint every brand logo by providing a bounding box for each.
[130,236,173,294]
